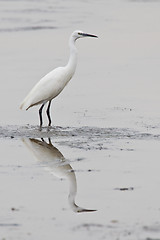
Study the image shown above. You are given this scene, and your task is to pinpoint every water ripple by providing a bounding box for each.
[0,26,57,32]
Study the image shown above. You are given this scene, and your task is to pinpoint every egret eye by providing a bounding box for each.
[78,32,83,35]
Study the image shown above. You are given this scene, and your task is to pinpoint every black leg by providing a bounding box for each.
[48,138,52,145]
[46,100,52,127]
[39,104,44,128]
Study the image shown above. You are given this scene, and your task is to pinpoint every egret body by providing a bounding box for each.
[20,30,98,128]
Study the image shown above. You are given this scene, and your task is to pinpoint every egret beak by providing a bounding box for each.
[82,33,98,38]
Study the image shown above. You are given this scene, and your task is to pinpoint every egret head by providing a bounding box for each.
[71,30,98,41]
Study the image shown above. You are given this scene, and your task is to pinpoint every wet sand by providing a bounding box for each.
[1,124,160,239]
[1,0,160,239]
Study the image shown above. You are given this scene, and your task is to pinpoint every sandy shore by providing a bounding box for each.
[0,124,160,239]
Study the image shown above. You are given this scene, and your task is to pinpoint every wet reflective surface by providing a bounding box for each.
[23,137,96,213]
[1,126,160,239]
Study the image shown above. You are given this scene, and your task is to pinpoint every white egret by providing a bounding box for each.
[20,30,98,128]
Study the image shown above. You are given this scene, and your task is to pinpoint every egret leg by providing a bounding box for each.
[48,138,52,145]
[46,100,52,127]
[39,104,44,129]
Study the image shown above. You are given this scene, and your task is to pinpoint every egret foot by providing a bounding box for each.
[47,125,52,132]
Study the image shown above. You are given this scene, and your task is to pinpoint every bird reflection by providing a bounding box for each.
[22,138,96,213]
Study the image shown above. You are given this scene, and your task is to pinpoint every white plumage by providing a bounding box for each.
[20,30,98,128]
[20,67,69,110]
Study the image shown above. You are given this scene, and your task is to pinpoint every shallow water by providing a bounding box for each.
[1,0,160,239]
[1,125,160,239]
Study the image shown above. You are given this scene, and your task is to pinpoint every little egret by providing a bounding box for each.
[20,30,98,128]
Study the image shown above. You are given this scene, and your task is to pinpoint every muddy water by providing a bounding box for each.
[1,0,160,239]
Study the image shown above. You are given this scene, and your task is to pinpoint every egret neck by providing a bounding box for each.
[65,34,78,78]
